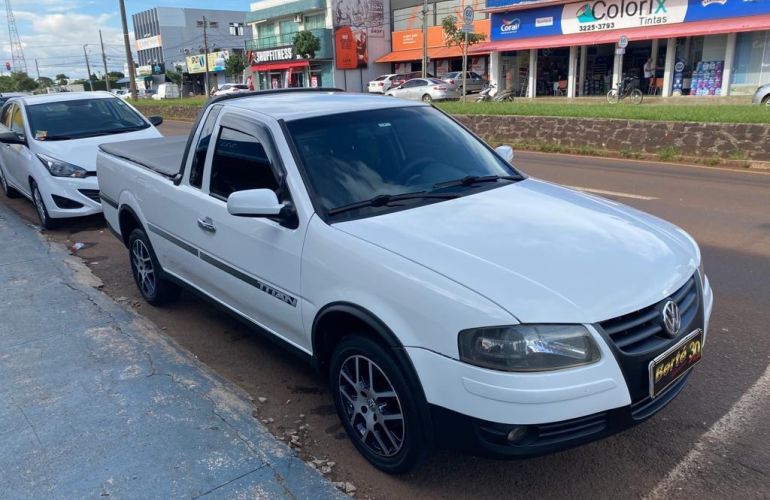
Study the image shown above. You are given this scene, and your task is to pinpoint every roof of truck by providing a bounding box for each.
[222,90,425,121]
[16,91,118,105]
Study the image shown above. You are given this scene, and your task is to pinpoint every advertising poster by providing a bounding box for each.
[335,25,368,69]
[333,0,384,36]
[185,50,230,74]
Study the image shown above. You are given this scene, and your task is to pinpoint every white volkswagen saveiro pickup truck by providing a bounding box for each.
[97,89,713,473]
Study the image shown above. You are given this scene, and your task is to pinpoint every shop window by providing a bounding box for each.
[732,31,769,90]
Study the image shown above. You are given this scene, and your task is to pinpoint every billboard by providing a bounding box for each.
[333,0,378,68]
[136,35,162,51]
[335,26,368,69]
[185,50,230,74]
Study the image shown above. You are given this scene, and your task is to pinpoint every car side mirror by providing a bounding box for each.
[495,145,514,163]
[148,116,163,126]
[0,130,24,144]
[228,188,285,217]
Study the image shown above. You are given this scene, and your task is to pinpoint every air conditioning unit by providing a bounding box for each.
[294,14,303,23]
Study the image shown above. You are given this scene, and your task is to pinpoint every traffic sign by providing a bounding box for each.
[615,48,626,55]
[618,35,629,48]
[463,6,474,25]
[461,24,474,33]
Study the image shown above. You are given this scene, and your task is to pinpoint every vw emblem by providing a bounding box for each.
[662,300,681,338]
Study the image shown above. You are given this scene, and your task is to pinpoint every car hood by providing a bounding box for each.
[334,179,699,323]
[33,127,161,171]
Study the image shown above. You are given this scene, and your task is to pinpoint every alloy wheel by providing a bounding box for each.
[33,187,47,224]
[0,167,7,193]
[338,354,405,457]
[131,239,156,298]
[422,94,432,103]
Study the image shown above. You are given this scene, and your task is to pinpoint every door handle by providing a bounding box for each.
[197,217,216,233]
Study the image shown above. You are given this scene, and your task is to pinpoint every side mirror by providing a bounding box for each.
[148,116,163,126]
[0,131,24,144]
[227,189,285,217]
[495,145,514,163]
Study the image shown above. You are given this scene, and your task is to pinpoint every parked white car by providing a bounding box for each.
[211,83,250,96]
[367,74,399,93]
[0,92,163,229]
[97,90,713,474]
[385,78,460,102]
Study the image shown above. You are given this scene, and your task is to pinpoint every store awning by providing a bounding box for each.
[376,45,490,64]
[250,60,309,72]
[470,14,770,54]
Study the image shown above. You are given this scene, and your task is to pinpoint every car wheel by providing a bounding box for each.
[421,94,432,103]
[763,95,770,108]
[128,227,181,306]
[30,180,56,230]
[0,165,19,198]
[330,336,429,474]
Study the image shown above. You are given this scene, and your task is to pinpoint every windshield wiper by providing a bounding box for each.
[328,192,460,216]
[432,174,520,190]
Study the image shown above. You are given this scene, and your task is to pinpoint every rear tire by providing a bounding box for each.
[330,336,429,474]
[630,88,644,105]
[763,95,770,108]
[421,94,432,103]
[0,165,19,198]
[128,227,181,306]
[30,180,56,230]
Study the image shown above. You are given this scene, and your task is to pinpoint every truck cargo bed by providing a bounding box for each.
[99,136,187,179]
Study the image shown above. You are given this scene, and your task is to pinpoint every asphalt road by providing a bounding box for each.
[5,120,769,499]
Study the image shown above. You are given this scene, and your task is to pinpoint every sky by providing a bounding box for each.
[2,0,248,80]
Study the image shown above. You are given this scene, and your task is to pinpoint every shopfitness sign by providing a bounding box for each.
[251,46,294,64]
[562,0,688,33]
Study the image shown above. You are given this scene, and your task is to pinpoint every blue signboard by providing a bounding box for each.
[490,0,770,42]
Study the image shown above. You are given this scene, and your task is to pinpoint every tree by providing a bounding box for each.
[293,30,320,59]
[224,52,246,79]
[11,72,38,92]
[0,76,15,92]
[108,71,124,79]
[441,15,486,49]
[165,69,181,85]
[37,76,54,88]
[55,74,69,86]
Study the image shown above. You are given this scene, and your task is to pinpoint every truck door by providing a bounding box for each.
[189,112,307,350]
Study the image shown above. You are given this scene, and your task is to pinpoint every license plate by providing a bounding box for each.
[648,329,703,398]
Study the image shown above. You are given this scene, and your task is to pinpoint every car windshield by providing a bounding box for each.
[26,97,149,140]
[286,106,521,219]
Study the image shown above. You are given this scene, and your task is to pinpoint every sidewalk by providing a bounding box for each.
[0,202,343,499]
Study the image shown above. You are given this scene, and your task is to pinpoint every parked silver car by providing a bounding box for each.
[385,78,460,102]
[752,83,770,106]
[442,71,487,94]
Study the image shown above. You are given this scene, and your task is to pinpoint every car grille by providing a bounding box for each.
[78,189,101,203]
[599,275,699,355]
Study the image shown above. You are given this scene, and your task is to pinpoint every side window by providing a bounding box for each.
[10,105,25,137]
[209,127,279,200]
[0,104,13,128]
[189,105,222,189]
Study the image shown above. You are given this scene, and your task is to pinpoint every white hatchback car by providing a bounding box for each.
[0,92,162,228]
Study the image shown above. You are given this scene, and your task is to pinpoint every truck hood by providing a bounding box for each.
[334,179,699,323]
[34,127,162,171]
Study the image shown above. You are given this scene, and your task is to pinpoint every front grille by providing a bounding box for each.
[78,189,101,203]
[533,412,608,446]
[630,371,691,421]
[599,275,699,355]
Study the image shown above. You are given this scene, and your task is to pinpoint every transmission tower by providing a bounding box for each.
[5,0,27,73]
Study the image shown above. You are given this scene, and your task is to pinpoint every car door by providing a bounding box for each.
[406,79,426,100]
[190,111,307,348]
[1,103,33,196]
[469,72,483,91]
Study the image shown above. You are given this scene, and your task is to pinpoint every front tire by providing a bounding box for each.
[30,180,56,230]
[607,89,619,104]
[128,227,181,306]
[330,336,429,474]
[0,165,19,198]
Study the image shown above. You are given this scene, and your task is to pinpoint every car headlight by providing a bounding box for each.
[458,324,601,372]
[37,154,88,178]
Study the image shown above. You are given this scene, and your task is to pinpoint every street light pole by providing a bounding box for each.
[202,16,210,96]
[83,44,93,91]
[421,0,428,78]
[99,29,111,91]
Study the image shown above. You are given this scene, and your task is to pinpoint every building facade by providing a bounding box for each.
[472,0,770,98]
[377,0,491,77]
[132,7,249,92]
[245,0,391,92]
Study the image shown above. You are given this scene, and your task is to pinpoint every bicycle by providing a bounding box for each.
[607,77,644,105]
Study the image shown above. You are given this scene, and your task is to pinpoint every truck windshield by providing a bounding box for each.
[26,97,149,140]
[285,106,521,219]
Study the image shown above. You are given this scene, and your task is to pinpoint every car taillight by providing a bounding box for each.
[448,79,454,84]
[378,82,384,86]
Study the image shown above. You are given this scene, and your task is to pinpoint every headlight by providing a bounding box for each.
[37,154,88,178]
[458,324,601,372]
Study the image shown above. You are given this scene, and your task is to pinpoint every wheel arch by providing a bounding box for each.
[118,204,144,248]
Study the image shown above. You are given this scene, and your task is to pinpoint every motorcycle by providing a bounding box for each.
[476,83,515,103]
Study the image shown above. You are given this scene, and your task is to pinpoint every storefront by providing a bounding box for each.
[377,20,491,77]
[473,0,770,97]
[247,45,333,90]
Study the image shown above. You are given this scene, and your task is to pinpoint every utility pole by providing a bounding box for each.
[421,0,428,78]
[34,58,40,80]
[197,16,217,97]
[119,0,137,100]
[83,44,93,91]
[99,29,110,91]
